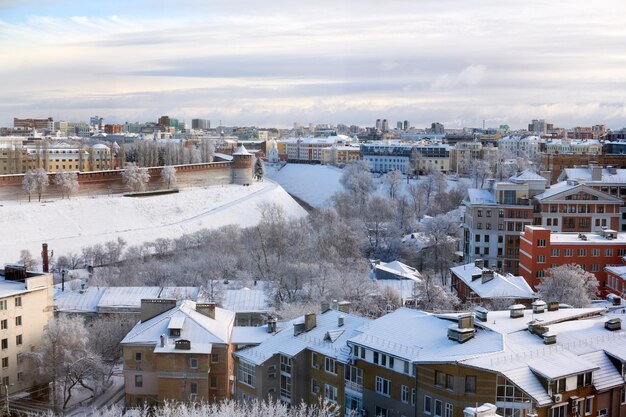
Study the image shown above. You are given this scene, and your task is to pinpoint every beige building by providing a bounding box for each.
[121,299,235,407]
[0,266,54,395]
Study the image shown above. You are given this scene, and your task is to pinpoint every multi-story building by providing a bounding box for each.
[430,122,445,135]
[450,260,536,306]
[321,145,361,166]
[191,119,210,130]
[528,119,547,135]
[286,135,354,164]
[104,124,123,134]
[519,226,626,292]
[13,117,54,130]
[498,135,541,159]
[53,121,90,137]
[558,166,626,231]
[544,139,602,155]
[0,142,112,174]
[121,300,235,407]
[361,143,451,174]
[0,265,54,395]
[233,304,369,414]
[451,142,483,174]
[605,265,626,297]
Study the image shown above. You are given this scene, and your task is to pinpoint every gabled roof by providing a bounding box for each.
[450,263,535,300]
[121,300,235,353]
[534,181,622,202]
[372,260,422,282]
[580,350,624,391]
[509,169,547,183]
[234,309,369,366]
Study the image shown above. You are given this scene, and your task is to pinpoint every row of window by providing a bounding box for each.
[1,335,22,349]
[424,395,454,417]
[547,248,620,257]
[0,297,22,310]
[0,316,22,330]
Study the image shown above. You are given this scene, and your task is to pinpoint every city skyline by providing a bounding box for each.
[2,0,626,129]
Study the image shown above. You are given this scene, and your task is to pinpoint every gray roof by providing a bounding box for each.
[467,188,497,205]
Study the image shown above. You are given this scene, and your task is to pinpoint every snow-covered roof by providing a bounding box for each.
[537,230,626,245]
[97,287,162,311]
[605,265,626,277]
[213,152,233,161]
[580,350,624,391]
[509,169,547,183]
[222,288,269,313]
[372,260,421,282]
[562,167,626,184]
[231,325,279,345]
[0,278,29,298]
[233,144,251,155]
[402,232,458,251]
[450,263,535,300]
[121,300,235,351]
[234,309,368,366]
[466,188,497,205]
[533,181,622,202]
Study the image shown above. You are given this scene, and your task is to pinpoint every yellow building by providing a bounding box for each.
[0,266,54,395]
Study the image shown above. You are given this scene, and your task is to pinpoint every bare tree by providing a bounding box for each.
[537,264,599,307]
[53,169,79,199]
[22,169,36,202]
[382,170,403,200]
[122,162,150,192]
[340,160,375,207]
[419,214,460,284]
[411,271,460,312]
[19,249,37,270]
[87,316,136,382]
[161,166,177,189]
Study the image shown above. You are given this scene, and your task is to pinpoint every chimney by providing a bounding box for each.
[196,302,216,319]
[141,299,177,322]
[528,321,549,336]
[509,304,525,319]
[321,301,331,313]
[532,300,546,314]
[338,315,345,327]
[543,331,557,345]
[605,318,622,331]
[304,313,316,331]
[338,301,351,313]
[41,243,49,273]
[294,322,305,336]
[547,301,560,312]
[474,306,488,322]
[481,270,495,284]
[160,334,166,347]
[474,259,484,269]
[591,165,602,181]
[458,313,474,329]
[267,317,277,333]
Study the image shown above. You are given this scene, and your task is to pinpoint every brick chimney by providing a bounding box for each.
[304,313,316,331]
[196,302,216,319]
[41,243,49,273]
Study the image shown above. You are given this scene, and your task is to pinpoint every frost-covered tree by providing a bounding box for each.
[161,166,177,189]
[22,169,36,202]
[26,316,104,412]
[340,160,374,205]
[19,249,37,270]
[33,167,50,202]
[53,169,79,199]
[537,264,599,307]
[254,157,265,181]
[411,271,460,312]
[87,316,136,382]
[419,214,460,284]
[122,162,150,192]
[382,170,403,200]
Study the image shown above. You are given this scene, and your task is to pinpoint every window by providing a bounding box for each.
[14,297,21,307]
[435,399,443,417]
[578,248,587,257]
[537,239,546,247]
[621,388,625,404]
[445,403,453,417]
[486,223,492,230]
[475,235,480,242]
[486,210,492,217]
[135,352,142,362]
[0,301,6,310]
[210,375,217,388]
[424,395,432,415]
[498,223,504,230]
[345,365,363,386]
[553,378,566,394]
[478,210,483,217]
[565,249,573,257]
[551,249,560,257]
[1,377,8,386]
[323,384,338,403]
[435,371,445,387]
[169,328,180,337]
[324,357,337,375]
[15,335,22,346]
[189,358,198,369]
[1,320,7,330]
[550,405,566,417]
[446,374,454,391]
[238,360,255,387]
[538,256,546,264]
[134,374,143,387]
[499,209,504,218]
[17,372,23,382]
[592,249,600,257]
[375,406,389,417]
[15,316,21,326]
[401,385,409,403]
[311,352,318,368]
[605,249,613,257]
[477,223,482,230]
[190,382,198,395]
[577,372,592,387]
[536,271,545,278]
[0,339,6,349]
[485,235,490,242]
[375,376,391,396]
[412,388,416,405]
[591,264,599,272]
[585,397,593,416]
[211,353,219,363]
[465,375,477,393]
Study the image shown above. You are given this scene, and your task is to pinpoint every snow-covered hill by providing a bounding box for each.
[0,180,306,265]
[264,164,343,208]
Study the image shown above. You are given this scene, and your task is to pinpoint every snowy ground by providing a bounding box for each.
[264,164,344,208]
[265,163,470,208]
[0,180,306,265]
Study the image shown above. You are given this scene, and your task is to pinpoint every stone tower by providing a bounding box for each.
[232,144,253,186]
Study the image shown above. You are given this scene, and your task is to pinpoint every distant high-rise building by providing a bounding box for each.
[431,122,444,135]
[191,119,210,130]
[104,124,123,134]
[396,121,403,130]
[382,119,389,131]
[528,119,547,134]
[13,117,53,130]
[158,115,170,129]
[375,119,382,130]
[90,116,103,130]
[403,120,409,130]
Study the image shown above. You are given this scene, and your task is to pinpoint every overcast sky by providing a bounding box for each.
[1,0,626,129]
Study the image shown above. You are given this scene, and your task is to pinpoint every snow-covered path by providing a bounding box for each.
[0,180,306,265]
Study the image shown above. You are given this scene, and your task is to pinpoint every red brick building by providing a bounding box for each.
[104,124,123,134]
[519,226,626,295]
[605,265,626,297]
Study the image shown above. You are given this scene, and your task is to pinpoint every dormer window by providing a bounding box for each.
[170,329,180,337]
[552,378,566,394]
[577,372,592,387]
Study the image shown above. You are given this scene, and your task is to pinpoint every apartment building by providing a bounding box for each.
[544,139,602,155]
[121,299,235,407]
[233,304,369,415]
[285,135,354,163]
[360,143,451,174]
[13,117,54,130]
[0,265,54,395]
[498,136,541,159]
[0,142,112,174]
[519,226,626,292]
[321,146,361,165]
[605,266,626,297]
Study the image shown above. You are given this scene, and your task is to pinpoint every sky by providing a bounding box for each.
[1,0,626,130]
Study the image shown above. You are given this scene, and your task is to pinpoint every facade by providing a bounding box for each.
[499,136,541,159]
[13,117,53,130]
[0,266,54,395]
[104,124,123,134]
[321,146,361,165]
[605,265,626,297]
[519,226,626,292]
[191,119,210,130]
[233,305,369,415]
[121,299,235,407]
[450,260,536,306]
[286,135,354,164]
[544,139,602,155]
[361,143,451,174]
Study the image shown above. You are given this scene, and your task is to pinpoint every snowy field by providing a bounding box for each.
[0,180,306,265]
[265,163,470,208]
[264,164,344,208]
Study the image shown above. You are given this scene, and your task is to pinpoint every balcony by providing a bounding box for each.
[345,380,363,393]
